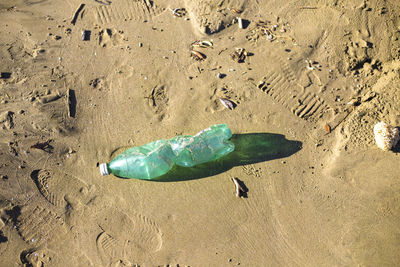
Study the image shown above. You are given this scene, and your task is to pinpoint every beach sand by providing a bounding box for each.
[1,0,400,266]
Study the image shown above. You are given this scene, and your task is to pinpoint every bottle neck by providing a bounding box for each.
[99,163,110,176]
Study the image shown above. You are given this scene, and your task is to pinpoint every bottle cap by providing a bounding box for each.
[99,163,109,176]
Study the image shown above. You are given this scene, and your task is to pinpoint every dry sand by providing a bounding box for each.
[1,0,400,266]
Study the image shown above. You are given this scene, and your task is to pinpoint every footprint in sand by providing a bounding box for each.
[93,0,165,25]
[98,28,125,48]
[20,249,54,267]
[0,111,14,130]
[95,208,163,265]
[184,0,247,34]
[30,169,96,210]
[12,205,67,247]
[20,248,93,267]
[244,18,335,123]
[0,146,40,206]
[145,84,169,121]
[255,49,328,122]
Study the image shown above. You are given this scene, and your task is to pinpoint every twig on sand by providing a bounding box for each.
[299,6,318,9]
[71,4,85,25]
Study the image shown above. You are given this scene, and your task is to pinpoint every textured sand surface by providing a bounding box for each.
[1,0,400,266]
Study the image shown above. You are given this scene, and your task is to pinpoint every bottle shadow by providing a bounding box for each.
[153,133,302,182]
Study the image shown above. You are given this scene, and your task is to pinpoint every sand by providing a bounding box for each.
[1,0,400,266]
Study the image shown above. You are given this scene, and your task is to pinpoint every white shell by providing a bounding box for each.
[373,121,400,151]
[219,98,235,110]
[237,17,243,29]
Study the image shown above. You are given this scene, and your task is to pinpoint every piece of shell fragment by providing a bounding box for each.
[264,29,275,41]
[231,48,247,63]
[219,98,235,110]
[228,8,242,14]
[325,124,331,134]
[190,50,206,61]
[305,59,321,70]
[231,177,245,198]
[347,97,361,106]
[373,121,400,151]
[191,40,213,48]
[237,17,243,29]
[170,8,186,17]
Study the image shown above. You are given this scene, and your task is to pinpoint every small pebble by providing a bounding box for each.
[139,42,143,47]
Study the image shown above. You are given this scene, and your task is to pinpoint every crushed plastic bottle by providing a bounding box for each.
[99,124,235,180]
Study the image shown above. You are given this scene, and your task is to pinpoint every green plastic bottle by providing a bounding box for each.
[99,124,235,180]
[169,124,234,167]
